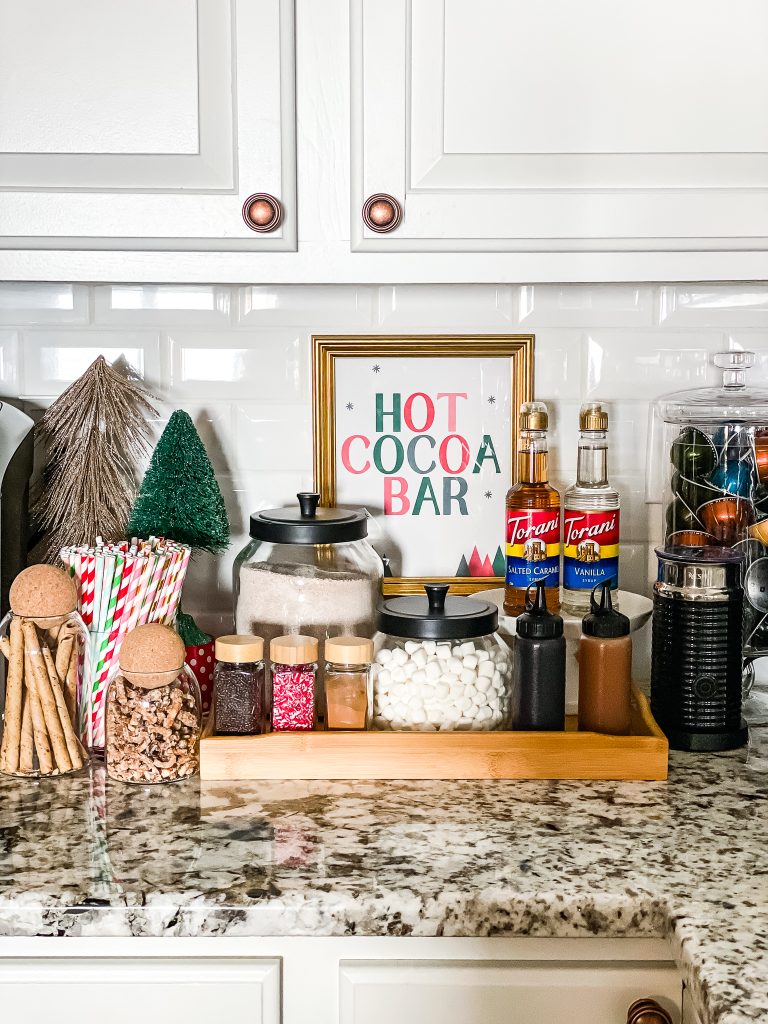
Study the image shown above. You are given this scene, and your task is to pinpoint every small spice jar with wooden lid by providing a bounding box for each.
[324,636,373,730]
[213,635,266,735]
[0,565,88,778]
[270,635,318,731]
[105,623,201,784]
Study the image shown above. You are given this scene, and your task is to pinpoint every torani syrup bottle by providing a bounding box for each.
[504,402,561,616]
[562,402,620,614]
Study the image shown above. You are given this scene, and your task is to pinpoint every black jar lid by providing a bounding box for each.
[377,583,498,640]
[249,492,369,544]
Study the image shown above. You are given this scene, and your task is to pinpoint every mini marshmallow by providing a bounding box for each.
[447,657,463,675]
[460,669,476,686]
[476,650,491,663]
[412,649,428,668]
[476,676,491,693]
[377,668,392,689]
[462,654,478,670]
[403,661,416,679]
[410,708,427,724]
[471,688,486,706]
[478,661,495,679]
[412,669,427,685]
[425,661,442,680]
[475,706,493,722]
[391,666,406,684]
[434,683,450,699]
[393,701,409,718]
[423,640,437,655]
[404,640,419,655]
[436,644,451,660]
[408,695,424,710]
[391,647,409,666]
[375,648,393,665]
[458,641,476,656]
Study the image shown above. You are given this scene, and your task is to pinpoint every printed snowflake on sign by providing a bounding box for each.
[345,402,354,411]
[484,490,493,499]
[372,364,381,373]
[488,395,496,405]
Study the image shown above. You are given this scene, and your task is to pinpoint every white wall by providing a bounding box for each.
[1,281,765,649]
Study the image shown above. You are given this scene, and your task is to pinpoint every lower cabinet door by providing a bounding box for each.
[0,958,281,1024]
[340,960,682,1024]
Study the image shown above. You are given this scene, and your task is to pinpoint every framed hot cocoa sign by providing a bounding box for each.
[312,335,534,594]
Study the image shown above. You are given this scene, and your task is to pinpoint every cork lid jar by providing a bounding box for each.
[106,623,202,786]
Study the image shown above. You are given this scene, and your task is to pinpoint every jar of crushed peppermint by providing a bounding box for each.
[270,635,318,732]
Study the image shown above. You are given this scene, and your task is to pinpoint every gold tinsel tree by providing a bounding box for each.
[33,356,157,560]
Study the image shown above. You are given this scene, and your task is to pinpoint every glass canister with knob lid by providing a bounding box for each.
[648,350,768,667]
[233,493,383,675]
[372,584,513,731]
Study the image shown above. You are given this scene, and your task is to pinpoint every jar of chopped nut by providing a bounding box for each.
[105,623,201,785]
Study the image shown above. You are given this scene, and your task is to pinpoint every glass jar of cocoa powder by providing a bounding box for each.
[324,636,373,730]
[212,635,266,735]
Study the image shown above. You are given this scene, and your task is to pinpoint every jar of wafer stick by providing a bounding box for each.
[0,565,89,778]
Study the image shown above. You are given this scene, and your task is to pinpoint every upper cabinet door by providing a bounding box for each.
[352,0,768,253]
[0,0,296,250]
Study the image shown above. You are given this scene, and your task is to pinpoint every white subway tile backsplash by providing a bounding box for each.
[0,284,89,325]
[95,285,230,325]
[167,329,309,401]
[238,285,375,326]
[0,332,19,392]
[377,285,514,327]
[659,284,768,326]
[2,280,760,647]
[20,330,161,397]
[533,330,583,402]
[233,403,312,474]
[583,331,725,399]
[519,284,655,326]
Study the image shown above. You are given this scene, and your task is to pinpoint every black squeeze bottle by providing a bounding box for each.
[512,580,566,730]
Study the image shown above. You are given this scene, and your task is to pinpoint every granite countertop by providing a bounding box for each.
[1,724,767,1024]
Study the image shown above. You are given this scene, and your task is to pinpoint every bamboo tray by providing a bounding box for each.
[199,685,667,782]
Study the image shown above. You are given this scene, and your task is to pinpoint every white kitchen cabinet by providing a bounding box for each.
[340,960,681,1024]
[0,957,281,1024]
[0,0,296,251]
[353,0,768,255]
[0,936,687,1024]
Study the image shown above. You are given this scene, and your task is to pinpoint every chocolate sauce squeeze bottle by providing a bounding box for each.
[513,580,566,730]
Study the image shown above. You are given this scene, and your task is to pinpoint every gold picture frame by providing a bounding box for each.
[312,334,535,595]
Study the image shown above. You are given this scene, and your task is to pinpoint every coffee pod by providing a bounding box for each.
[671,471,721,511]
[755,429,768,483]
[709,459,754,499]
[699,495,752,547]
[666,497,702,534]
[749,515,768,546]
[670,427,717,478]
[734,536,767,562]
[713,424,752,455]
[745,557,768,612]
[667,530,719,547]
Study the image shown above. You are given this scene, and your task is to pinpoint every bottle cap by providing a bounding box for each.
[580,401,608,431]
[270,634,319,665]
[581,581,630,638]
[515,580,563,639]
[519,401,548,431]
[325,635,374,665]
[215,634,264,663]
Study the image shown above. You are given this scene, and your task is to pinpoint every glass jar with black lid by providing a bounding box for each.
[372,584,512,732]
[233,493,382,706]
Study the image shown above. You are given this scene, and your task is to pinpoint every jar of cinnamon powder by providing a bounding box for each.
[324,636,372,730]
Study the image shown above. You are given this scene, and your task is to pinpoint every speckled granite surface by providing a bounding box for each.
[0,725,767,1024]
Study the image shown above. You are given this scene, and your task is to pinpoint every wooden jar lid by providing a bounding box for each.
[215,635,264,663]
[119,623,186,689]
[9,565,77,620]
[325,636,373,665]
[270,634,318,665]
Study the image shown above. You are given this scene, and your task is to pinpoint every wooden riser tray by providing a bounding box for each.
[200,685,667,782]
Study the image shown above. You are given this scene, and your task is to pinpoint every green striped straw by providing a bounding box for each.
[93,551,125,691]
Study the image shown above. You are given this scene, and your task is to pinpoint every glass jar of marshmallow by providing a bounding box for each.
[373,584,513,731]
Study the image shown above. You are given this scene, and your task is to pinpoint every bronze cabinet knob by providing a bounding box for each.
[626,998,674,1024]
[242,193,283,233]
[362,193,403,233]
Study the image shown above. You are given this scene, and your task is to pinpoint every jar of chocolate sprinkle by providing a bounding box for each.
[212,635,266,736]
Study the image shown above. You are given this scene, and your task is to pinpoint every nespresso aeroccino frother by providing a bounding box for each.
[651,545,747,751]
